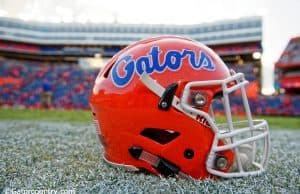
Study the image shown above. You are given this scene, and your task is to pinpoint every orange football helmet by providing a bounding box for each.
[89,36,270,179]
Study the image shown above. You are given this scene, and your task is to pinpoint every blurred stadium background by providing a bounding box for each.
[0,1,299,193]
[0,16,299,115]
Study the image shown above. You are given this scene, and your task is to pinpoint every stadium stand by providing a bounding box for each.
[1,58,299,115]
[0,16,299,115]
[275,36,300,95]
[0,58,97,109]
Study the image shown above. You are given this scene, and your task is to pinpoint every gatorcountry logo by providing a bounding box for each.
[111,46,216,87]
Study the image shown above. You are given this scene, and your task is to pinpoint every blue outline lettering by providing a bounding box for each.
[111,46,216,87]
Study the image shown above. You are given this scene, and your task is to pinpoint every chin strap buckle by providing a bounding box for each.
[158,83,178,110]
[129,146,190,178]
[140,73,183,112]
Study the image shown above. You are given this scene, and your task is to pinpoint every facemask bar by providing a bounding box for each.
[180,72,270,178]
[140,72,270,178]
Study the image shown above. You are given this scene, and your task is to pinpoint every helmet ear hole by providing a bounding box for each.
[141,128,180,145]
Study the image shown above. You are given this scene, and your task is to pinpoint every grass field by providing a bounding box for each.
[0,108,299,193]
[0,108,299,129]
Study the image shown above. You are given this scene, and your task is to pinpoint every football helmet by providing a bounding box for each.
[89,36,270,179]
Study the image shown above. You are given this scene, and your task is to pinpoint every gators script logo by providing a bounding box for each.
[111,46,216,87]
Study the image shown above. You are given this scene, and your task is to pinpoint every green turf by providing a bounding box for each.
[0,121,299,193]
[215,115,300,130]
[0,108,299,129]
[257,115,299,130]
[0,108,91,123]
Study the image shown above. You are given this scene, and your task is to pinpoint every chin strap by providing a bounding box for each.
[138,73,193,179]
[140,73,183,112]
[140,73,214,128]
[129,146,191,179]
